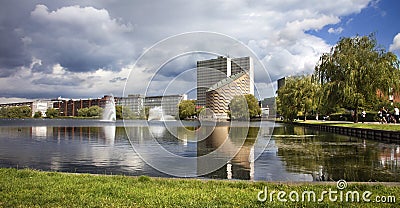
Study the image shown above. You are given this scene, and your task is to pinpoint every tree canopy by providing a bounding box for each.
[277,75,317,121]
[77,106,103,118]
[314,34,400,122]
[0,106,32,118]
[229,94,261,119]
[116,105,136,119]
[33,111,42,118]
[178,100,196,120]
[45,108,59,118]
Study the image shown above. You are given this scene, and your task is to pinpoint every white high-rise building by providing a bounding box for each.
[196,56,254,106]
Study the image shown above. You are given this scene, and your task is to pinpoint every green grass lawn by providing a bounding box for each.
[0,168,399,207]
[298,120,400,131]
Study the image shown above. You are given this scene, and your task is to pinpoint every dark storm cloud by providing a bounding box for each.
[0,2,36,76]
[154,56,197,79]
[32,76,84,86]
[0,28,31,76]
[0,2,136,75]
[109,77,127,83]
[27,4,134,73]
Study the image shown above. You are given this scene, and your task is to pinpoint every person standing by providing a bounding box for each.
[361,110,366,123]
[385,107,391,123]
[394,106,399,124]
[380,107,387,124]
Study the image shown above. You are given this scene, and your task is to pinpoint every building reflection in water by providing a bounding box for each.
[125,123,198,177]
[44,125,116,145]
[197,125,256,180]
[123,122,257,179]
[28,125,146,174]
[379,146,400,170]
[31,126,50,138]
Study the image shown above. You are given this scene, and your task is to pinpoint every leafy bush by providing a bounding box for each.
[45,108,59,118]
[33,111,42,118]
[328,112,378,122]
[0,106,32,118]
[329,113,352,121]
[77,106,103,118]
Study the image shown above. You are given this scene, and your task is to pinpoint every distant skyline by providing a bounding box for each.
[0,0,399,103]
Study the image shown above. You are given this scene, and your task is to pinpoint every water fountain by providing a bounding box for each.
[101,95,116,122]
[147,106,175,121]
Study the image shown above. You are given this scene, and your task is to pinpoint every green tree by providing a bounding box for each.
[4,106,32,118]
[21,106,32,118]
[245,94,261,118]
[229,95,249,120]
[314,34,400,122]
[45,108,59,118]
[277,75,317,122]
[116,105,123,119]
[2,106,32,118]
[229,94,261,120]
[178,100,196,120]
[116,105,135,119]
[0,108,7,118]
[33,111,42,118]
[77,106,103,118]
[123,106,135,119]
[87,106,103,117]
[77,108,89,117]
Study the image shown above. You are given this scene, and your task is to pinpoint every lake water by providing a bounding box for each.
[0,119,398,182]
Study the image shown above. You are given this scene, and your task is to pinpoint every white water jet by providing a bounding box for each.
[147,106,175,121]
[102,95,116,122]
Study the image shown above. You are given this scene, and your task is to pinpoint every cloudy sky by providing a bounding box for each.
[0,0,399,102]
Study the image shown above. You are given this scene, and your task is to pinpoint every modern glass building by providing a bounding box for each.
[205,71,250,119]
[197,56,253,107]
[116,94,144,117]
[144,94,187,117]
[117,94,187,118]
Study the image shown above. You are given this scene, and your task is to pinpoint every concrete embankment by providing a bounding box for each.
[292,122,400,143]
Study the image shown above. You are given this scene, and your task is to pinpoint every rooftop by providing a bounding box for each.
[207,71,247,92]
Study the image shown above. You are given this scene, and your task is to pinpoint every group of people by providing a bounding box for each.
[378,106,400,124]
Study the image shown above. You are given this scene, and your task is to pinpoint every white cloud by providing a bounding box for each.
[284,15,340,36]
[328,27,344,34]
[31,4,132,33]
[0,97,34,104]
[0,60,132,98]
[389,33,400,52]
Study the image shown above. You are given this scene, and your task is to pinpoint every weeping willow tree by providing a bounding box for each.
[277,75,318,122]
[314,34,400,122]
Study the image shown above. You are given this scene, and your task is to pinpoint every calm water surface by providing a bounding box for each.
[0,119,398,182]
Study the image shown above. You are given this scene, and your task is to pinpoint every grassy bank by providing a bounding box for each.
[0,168,399,207]
[296,120,400,131]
